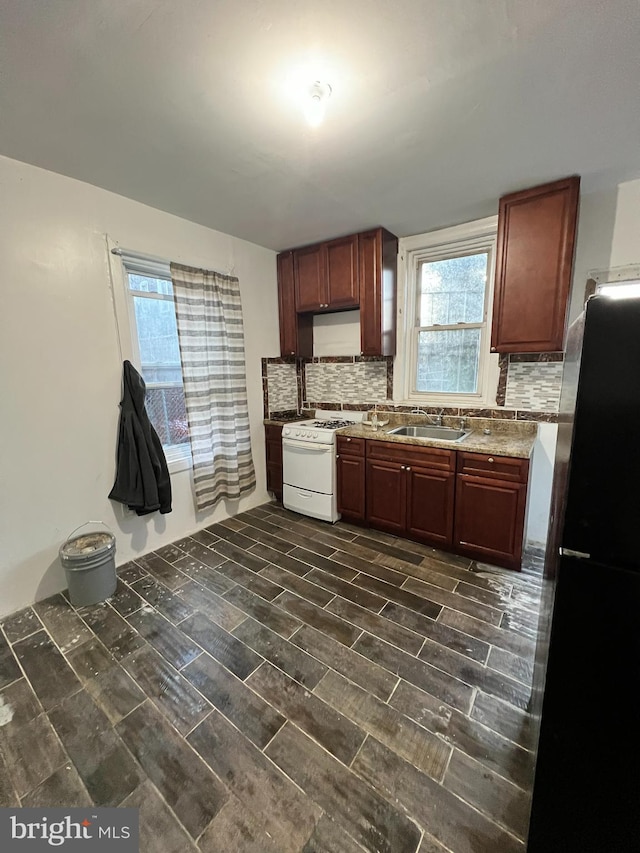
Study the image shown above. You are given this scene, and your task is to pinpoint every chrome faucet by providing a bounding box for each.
[412,407,445,426]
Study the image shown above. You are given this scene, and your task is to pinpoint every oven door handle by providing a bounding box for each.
[282,439,333,453]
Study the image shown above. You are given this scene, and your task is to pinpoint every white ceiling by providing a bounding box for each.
[1,0,639,250]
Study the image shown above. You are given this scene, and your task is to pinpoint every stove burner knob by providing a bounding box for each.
[283,428,290,436]
[312,432,318,439]
[295,430,301,437]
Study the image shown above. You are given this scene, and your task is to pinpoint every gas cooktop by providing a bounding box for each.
[308,419,357,430]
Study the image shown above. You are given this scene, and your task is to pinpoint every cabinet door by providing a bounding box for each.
[337,454,366,522]
[294,244,326,312]
[359,228,398,356]
[325,235,359,309]
[265,425,283,501]
[406,465,454,547]
[454,474,527,570]
[277,252,312,357]
[492,176,580,353]
[365,459,405,534]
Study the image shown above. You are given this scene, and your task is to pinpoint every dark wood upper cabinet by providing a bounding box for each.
[359,228,398,357]
[277,227,397,356]
[293,243,325,312]
[277,251,312,357]
[294,235,359,312]
[491,175,580,353]
[325,234,360,309]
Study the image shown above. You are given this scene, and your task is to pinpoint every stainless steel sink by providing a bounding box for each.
[387,425,470,442]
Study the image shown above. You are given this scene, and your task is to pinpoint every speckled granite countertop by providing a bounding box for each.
[263,417,306,426]
[264,413,537,458]
[336,415,537,459]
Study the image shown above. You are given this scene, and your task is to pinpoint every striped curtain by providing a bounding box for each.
[170,262,256,511]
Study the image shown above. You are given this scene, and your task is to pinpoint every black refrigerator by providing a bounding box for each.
[527,294,640,852]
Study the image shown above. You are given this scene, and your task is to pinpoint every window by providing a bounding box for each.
[416,252,489,394]
[108,245,191,471]
[399,218,498,405]
[126,272,189,451]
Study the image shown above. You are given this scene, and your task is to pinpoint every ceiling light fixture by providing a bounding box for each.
[304,81,332,127]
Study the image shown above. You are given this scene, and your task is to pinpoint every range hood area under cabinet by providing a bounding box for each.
[277,227,398,358]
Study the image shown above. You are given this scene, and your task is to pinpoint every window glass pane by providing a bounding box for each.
[416,328,481,394]
[145,386,189,447]
[419,253,488,326]
[128,274,173,296]
[132,293,188,447]
[133,296,182,369]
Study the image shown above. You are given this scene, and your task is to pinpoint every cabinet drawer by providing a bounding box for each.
[457,451,529,483]
[367,440,455,472]
[337,435,365,457]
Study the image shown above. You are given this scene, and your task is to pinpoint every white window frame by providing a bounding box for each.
[107,238,191,474]
[396,216,499,407]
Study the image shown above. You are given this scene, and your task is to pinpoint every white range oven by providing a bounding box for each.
[282,410,364,523]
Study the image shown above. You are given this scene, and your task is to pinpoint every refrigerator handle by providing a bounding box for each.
[559,547,591,559]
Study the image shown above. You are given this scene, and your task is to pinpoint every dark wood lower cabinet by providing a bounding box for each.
[406,465,455,548]
[453,452,530,571]
[365,459,406,533]
[264,424,283,501]
[364,441,455,548]
[278,428,530,570]
[336,436,366,523]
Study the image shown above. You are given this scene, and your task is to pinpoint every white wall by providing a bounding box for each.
[0,155,279,618]
[525,177,640,548]
[569,177,640,322]
[525,423,558,547]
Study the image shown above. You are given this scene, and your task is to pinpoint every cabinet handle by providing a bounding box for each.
[336,455,340,459]
[490,347,496,352]
[290,351,295,355]
[406,467,411,471]
[346,437,351,442]
[400,465,405,470]
[487,457,494,463]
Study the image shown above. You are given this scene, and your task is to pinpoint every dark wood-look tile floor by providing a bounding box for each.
[0,503,543,853]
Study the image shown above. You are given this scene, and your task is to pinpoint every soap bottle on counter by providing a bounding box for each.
[371,410,379,431]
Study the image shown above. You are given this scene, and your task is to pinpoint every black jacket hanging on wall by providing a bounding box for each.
[108,360,172,515]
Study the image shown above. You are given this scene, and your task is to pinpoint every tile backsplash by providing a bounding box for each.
[504,361,563,412]
[266,362,298,412]
[305,361,387,404]
[262,352,563,421]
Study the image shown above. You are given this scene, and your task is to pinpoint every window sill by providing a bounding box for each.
[399,396,496,410]
[165,449,192,476]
